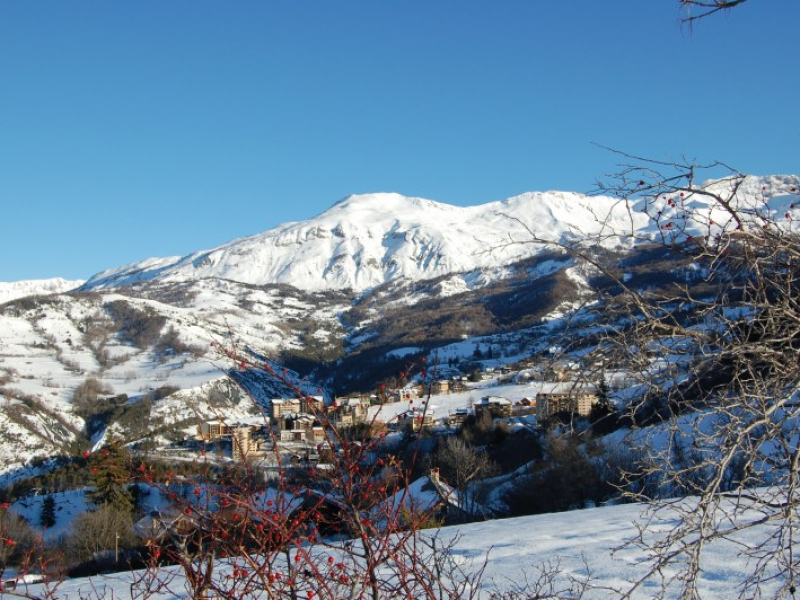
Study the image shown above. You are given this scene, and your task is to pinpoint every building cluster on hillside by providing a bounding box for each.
[195,394,326,460]
[194,357,605,463]
[197,421,271,460]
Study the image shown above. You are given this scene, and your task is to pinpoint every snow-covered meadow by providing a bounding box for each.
[10,495,788,599]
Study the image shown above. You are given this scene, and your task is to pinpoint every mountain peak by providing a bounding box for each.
[329,192,452,214]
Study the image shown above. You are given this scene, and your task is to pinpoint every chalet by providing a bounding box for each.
[271,398,302,421]
[432,380,450,394]
[450,379,468,393]
[397,410,435,432]
[280,429,307,442]
[393,386,423,403]
[547,361,580,382]
[515,370,534,384]
[337,413,355,427]
[378,468,494,526]
[197,420,229,441]
[447,407,470,427]
[311,426,325,443]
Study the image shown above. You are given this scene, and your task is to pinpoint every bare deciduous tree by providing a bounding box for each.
[678,0,751,23]
[559,154,800,597]
[67,505,137,566]
[433,435,498,521]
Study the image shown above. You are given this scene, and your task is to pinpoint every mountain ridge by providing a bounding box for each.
[80,175,800,294]
[0,278,85,305]
[79,189,644,294]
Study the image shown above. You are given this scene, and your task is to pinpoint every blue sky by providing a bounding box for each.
[1,1,797,282]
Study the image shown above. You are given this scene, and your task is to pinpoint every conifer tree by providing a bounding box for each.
[40,495,56,529]
[87,441,134,514]
[589,376,619,436]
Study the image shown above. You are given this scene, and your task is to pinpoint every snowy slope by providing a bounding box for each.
[0,278,84,304]
[19,497,788,598]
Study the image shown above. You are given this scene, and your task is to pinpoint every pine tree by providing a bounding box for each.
[589,376,619,436]
[87,441,134,514]
[40,495,56,529]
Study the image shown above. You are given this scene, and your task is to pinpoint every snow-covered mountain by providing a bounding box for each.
[0,278,84,305]
[80,176,800,294]
[80,191,642,293]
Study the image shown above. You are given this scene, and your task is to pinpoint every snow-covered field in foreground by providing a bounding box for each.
[18,497,786,599]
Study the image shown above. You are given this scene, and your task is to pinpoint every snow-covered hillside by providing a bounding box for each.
[0,282,347,479]
[0,278,84,304]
